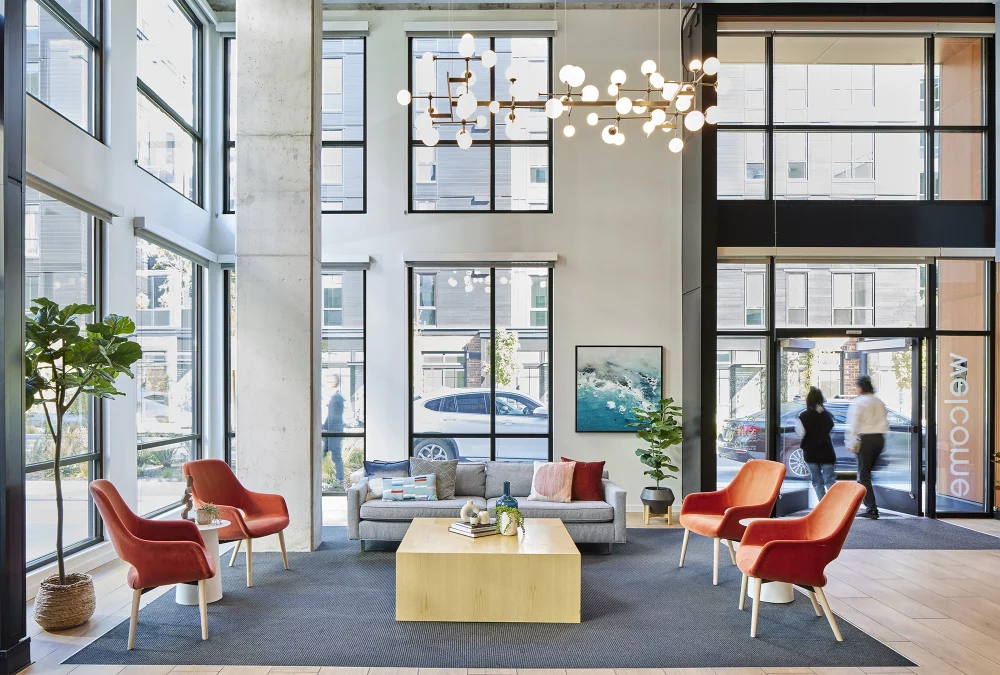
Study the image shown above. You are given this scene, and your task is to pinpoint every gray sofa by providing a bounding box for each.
[346,461,627,551]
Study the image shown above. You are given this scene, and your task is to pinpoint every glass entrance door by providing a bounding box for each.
[776,336,922,516]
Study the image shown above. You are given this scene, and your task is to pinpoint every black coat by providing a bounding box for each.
[798,407,836,465]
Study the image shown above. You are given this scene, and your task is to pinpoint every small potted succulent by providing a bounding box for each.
[629,397,682,517]
[196,503,221,525]
[493,505,525,536]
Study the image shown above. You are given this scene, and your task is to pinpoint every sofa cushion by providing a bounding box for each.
[409,458,459,500]
[360,497,487,521]
[455,462,486,497]
[485,461,535,499]
[486,498,614,523]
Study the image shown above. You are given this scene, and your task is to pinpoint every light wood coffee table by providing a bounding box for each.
[396,517,581,623]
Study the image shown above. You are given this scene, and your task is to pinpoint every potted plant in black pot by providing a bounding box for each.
[26,299,142,631]
[629,397,682,524]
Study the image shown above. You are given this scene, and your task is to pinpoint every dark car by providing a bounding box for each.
[718,401,912,480]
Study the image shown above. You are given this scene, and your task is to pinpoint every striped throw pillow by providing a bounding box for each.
[381,474,438,501]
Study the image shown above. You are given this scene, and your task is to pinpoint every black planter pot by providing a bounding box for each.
[640,487,675,514]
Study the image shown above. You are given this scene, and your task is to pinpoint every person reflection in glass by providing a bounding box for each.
[324,374,346,485]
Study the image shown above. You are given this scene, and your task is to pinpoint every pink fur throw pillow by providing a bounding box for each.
[527,461,576,503]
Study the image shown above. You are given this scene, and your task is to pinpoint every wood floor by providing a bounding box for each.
[19,507,1000,675]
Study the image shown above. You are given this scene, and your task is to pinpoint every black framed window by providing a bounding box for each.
[137,0,202,203]
[224,268,236,467]
[27,0,102,137]
[717,33,989,201]
[409,266,552,462]
[223,37,236,213]
[135,240,202,516]
[408,36,553,212]
[322,269,365,494]
[25,188,104,570]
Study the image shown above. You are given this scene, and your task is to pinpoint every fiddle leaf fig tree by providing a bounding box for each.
[629,397,682,488]
[25,298,142,584]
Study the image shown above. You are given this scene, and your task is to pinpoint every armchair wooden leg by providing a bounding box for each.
[198,579,209,641]
[750,577,762,638]
[229,539,241,567]
[739,573,748,611]
[726,539,737,565]
[815,587,843,642]
[278,530,289,570]
[127,588,141,650]
[679,528,690,568]
[713,537,721,586]
[246,537,253,587]
[807,590,823,617]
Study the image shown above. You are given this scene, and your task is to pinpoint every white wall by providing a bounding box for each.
[216,8,686,508]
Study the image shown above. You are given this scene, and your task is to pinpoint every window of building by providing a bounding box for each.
[223,37,236,213]
[25,188,102,569]
[322,39,365,213]
[27,0,101,136]
[832,271,874,326]
[833,133,875,180]
[323,274,344,326]
[137,0,201,202]
[409,36,552,212]
[410,267,552,462]
[745,132,765,180]
[323,57,343,112]
[785,271,807,326]
[744,271,765,327]
[224,269,236,467]
[786,133,808,180]
[416,273,436,325]
[135,240,201,516]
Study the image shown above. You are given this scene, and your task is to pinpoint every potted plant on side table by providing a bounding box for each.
[26,299,142,631]
[629,397,682,525]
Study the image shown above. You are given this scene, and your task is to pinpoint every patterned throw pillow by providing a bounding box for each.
[381,474,438,501]
[527,461,576,503]
[365,460,410,499]
[409,458,459,500]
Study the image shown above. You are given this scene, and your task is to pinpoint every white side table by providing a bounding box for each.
[176,519,230,606]
[738,517,794,604]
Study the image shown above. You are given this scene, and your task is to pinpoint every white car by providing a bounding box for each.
[412,388,549,461]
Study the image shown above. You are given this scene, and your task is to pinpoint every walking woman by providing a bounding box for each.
[794,387,837,501]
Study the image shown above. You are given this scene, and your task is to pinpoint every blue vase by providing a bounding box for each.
[496,480,518,509]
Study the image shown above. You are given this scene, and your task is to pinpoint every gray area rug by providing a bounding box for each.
[67,527,912,669]
[839,513,1000,549]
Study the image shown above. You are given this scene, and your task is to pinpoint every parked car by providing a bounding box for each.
[717,401,913,480]
[412,388,549,461]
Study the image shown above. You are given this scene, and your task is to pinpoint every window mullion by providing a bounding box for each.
[37,0,99,49]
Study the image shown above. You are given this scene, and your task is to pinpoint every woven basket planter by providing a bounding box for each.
[34,573,96,631]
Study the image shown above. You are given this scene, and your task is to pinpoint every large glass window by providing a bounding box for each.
[409,37,552,212]
[135,240,201,516]
[718,263,768,330]
[321,270,366,493]
[223,37,236,213]
[716,34,989,201]
[716,337,767,491]
[410,267,552,462]
[25,188,102,567]
[27,0,100,136]
[322,38,365,213]
[137,0,201,202]
[224,269,236,467]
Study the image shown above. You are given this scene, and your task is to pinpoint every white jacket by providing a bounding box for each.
[846,393,889,440]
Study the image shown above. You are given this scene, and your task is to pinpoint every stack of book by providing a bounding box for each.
[449,520,498,538]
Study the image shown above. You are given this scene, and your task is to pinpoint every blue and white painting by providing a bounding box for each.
[576,346,663,432]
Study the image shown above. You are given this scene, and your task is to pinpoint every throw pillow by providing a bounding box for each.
[381,474,438,501]
[409,458,459,500]
[527,461,575,503]
[364,460,409,499]
[455,462,486,497]
[561,457,606,501]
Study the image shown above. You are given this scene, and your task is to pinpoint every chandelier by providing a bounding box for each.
[396,32,721,153]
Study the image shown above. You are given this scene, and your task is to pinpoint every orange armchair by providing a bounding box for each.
[736,481,866,641]
[183,459,290,587]
[678,459,785,585]
[89,480,215,649]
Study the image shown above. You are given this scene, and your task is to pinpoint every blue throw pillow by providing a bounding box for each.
[382,474,438,501]
[364,459,410,478]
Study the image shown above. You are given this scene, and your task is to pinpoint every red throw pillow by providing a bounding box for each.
[560,457,605,501]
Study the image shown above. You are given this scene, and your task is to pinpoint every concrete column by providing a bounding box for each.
[235,0,323,550]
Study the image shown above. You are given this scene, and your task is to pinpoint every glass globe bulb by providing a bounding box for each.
[705,105,720,124]
[415,111,433,131]
[615,97,632,115]
[481,49,497,69]
[684,109,705,131]
[651,108,667,126]
[675,94,693,112]
[632,104,647,114]
[476,114,488,128]
[650,72,665,89]
[456,129,473,149]
[641,59,657,76]
[581,85,599,102]
[489,100,500,114]
[669,136,684,153]
[689,58,702,72]
[448,277,457,287]
[642,121,655,135]
[703,57,720,76]
[459,42,475,59]
[421,51,434,64]
[544,97,565,119]
[504,64,521,83]
[563,124,576,138]
[614,131,625,146]
[661,81,680,101]
[608,83,619,96]
[559,64,574,84]
[457,92,478,120]
[423,127,440,147]
[715,78,731,95]
[601,124,616,144]
[586,112,599,126]
[467,71,477,86]
[397,90,412,106]
[568,66,586,88]
[610,69,627,85]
